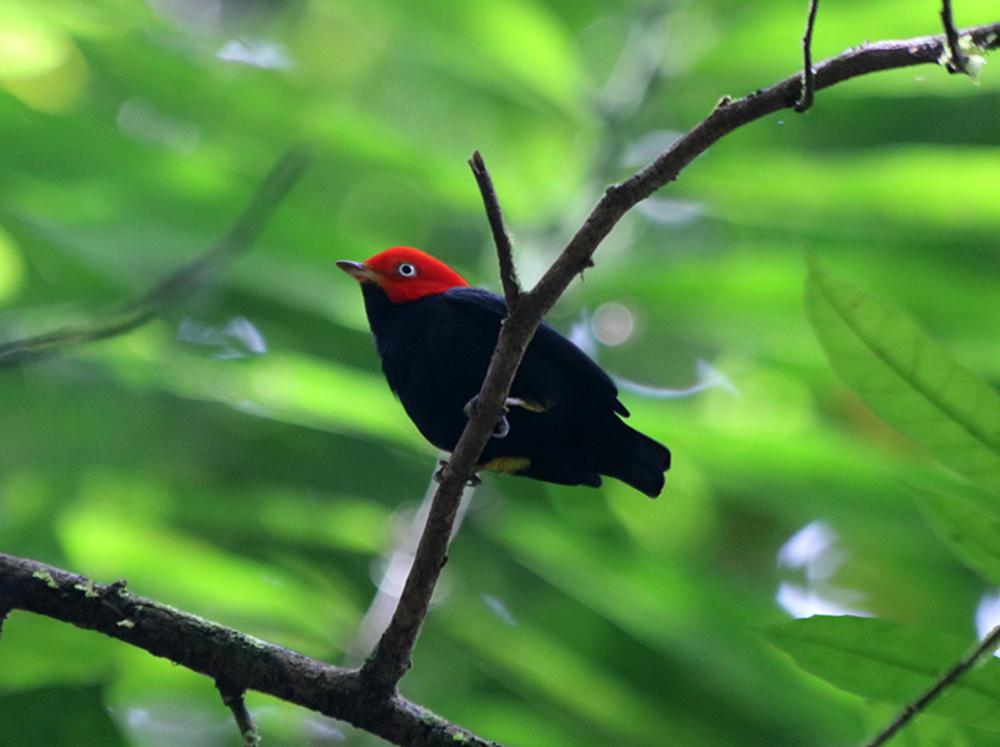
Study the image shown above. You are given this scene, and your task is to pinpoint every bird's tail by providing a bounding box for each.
[600,419,671,498]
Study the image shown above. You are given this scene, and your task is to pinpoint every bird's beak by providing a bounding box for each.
[336,260,378,283]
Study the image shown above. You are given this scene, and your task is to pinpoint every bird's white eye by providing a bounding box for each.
[398,263,417,277]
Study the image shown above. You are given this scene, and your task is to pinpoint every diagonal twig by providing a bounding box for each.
[940,0,970,74]
[468,150,521,307]
[863,624,1000,746]
[795,0,821,112]
[0,146,311,368]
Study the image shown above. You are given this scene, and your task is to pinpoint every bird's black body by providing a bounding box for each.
[359,283,670,497]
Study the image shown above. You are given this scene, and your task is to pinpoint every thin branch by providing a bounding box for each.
[357,20,1000,695]
[863,624,1000,746]
[469,150,521,307]
[0,146,311,368]
[529,22,1000,314]
[0,553,500,747]
[347,468,475,667]
[940,0,969,74]
[795,0,821,112]
[216,680,261,747]
[357,474,464,690]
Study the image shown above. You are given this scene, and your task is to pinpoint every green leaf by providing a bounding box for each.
[768,616,1000,730]
[918,489,1000,585]
[807,269,1000,494]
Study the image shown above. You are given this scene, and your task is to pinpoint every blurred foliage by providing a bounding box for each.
[0,0,998,745]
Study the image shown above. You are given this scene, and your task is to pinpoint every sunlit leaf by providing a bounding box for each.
[683,148,1000,233]
[807,269,1000,494]
[0,222,28,301]
[92,327,424,449]
[58,497,358,647]
[0,7,73,80]
[459,0,582,112]
[256,489,391,554]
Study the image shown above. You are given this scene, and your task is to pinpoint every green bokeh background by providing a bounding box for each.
[1,1,998,745]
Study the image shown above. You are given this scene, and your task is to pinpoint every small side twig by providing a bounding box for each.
[216,680,261,747]
[469,150,521,307]
[0,146,311,368]
[795,0,820,112]
[863,624,1000,746]
[940,0,969,74]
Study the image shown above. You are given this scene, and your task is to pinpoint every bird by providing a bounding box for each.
[336,246,670,497]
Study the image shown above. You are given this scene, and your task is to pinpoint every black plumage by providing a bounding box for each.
[354,277,670,498]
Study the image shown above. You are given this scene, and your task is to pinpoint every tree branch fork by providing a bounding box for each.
[0,14,998,747]
[0,553,498,747]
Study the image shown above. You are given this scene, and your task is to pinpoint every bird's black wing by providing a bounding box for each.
[443,287,629,416]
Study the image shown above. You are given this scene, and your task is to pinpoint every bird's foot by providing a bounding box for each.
[434,459,482,487]
[461,394,484,418]
[463,395,512,440]
[491,416,510,439]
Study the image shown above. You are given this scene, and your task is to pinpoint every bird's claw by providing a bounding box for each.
[434,460,482,487]
[463,395,512,440]
[464,394,511,418]
[492,417,510,439]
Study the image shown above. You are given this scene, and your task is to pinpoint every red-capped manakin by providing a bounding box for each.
[337,247,670,497]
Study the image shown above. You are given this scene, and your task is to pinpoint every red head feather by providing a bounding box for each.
[338,246,469,304]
